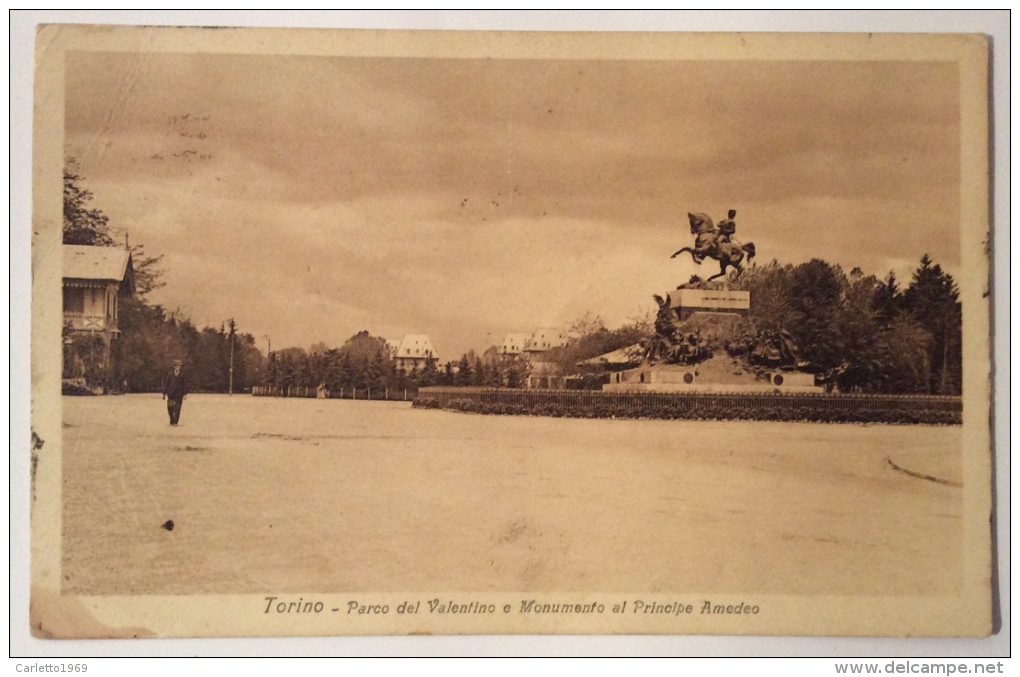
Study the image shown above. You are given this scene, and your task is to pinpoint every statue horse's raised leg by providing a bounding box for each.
[707,248,748,282]
[670,247,703,264]
[706,261,728,282]
[708,252,747,282]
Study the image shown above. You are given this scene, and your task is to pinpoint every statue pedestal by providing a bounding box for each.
[600,286,822,394]
[602,362,823,394]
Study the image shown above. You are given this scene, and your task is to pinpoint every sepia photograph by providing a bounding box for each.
[24,19,997,645]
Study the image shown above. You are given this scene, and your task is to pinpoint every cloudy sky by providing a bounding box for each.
[65,51,960,359]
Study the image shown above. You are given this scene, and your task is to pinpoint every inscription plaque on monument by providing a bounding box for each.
[671,289,750,312]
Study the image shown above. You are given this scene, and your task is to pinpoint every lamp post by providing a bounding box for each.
[228,322,235,396]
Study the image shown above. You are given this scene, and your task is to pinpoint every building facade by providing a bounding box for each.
[523,327,568,356]
[390,334,438,372]
[524,328,566,389]
[62,245,135,392]
[499,333,531,357]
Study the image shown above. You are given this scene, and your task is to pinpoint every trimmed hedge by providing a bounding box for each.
[412,391,961,425]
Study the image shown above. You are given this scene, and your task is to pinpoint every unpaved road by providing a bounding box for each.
[60,394,962,596]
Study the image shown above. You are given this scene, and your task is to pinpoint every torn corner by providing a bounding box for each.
[30,587,157,639]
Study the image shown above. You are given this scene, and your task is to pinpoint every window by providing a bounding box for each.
[63,287,85,313]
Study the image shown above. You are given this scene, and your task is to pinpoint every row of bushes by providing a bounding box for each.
[413,396,960,425]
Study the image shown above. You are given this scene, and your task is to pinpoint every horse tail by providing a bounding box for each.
[743,242,756,262]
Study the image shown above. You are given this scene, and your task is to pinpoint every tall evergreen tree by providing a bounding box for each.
[787,259,845,373]
[903,255,962,394]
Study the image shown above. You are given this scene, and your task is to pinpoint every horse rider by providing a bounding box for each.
[716,209,737,245]
[671,209,754,282]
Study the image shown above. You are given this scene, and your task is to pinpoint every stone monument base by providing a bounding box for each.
[601,362,823,394]
[612,284,822,394]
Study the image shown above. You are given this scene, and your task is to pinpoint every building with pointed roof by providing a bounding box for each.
[62,245,135,392]
[499,333,531,357]
[390,334,438,371]
[524,327,567,356]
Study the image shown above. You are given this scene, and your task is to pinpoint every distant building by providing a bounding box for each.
[496,327,569,388]
[526,360,565,390]
[499,333,531,357]
[390,334,438,371]
[522,328,567,389]
[523,327,567,358]
[62,245,135,391]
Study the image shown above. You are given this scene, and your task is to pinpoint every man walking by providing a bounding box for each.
[162,359,189,426]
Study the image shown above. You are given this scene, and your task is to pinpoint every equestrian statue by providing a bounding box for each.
[670,209,756,281]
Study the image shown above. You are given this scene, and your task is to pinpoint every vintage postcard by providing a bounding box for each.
[30,24,992,639]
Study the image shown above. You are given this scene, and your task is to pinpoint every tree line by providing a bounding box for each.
[64,165,961,396]
[731,257,961,395]
[260,316,650,395]
[263,331,533,393]
[63,166,265,393]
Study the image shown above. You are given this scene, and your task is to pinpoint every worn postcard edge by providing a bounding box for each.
[28,25,993,640]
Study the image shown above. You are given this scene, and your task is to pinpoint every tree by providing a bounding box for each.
[63,167,115,246]
[873,271,903,324]
[366,351,388,392]
[733,259,795,334]
[786,259,846,373]
[114,303,196,392]
[393,364,409,391]
[337,352,355,391]
[192,326,229,391]
[64,165,188,392]
[543,315,651,379]
[481,346,507,387]
[831,271,884,392]
[568,312,606,338]
[232,332,264,391]
[471,355,486,386]
[503,354,529,388]
[728,254,963,394]
[420,357,439,387]
[903,255,962,394]
[63,167,270,394]
[455,353,473,386]
[876,315,933,393]
[337,330,390,389]
[129,244,166,299]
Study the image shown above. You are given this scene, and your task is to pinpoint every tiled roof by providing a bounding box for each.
[393,334,436,360]
[500,333,531,353]
[64,245,132,282]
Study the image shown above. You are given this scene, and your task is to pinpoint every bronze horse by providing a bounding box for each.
[670,212,756,281]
